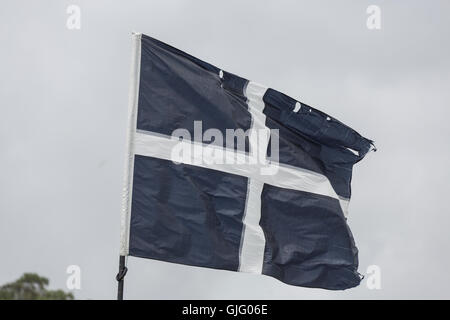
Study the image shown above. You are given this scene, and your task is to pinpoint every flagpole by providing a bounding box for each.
[117,32,141,301]
[116,255,127,300]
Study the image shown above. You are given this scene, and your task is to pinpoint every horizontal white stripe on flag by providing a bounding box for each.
[133,130,346,207]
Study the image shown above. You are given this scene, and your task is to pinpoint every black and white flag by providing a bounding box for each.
[120,33,374,290]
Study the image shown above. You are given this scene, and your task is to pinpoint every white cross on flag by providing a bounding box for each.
[120,33,374,290]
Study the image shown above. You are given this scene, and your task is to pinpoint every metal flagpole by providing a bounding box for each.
[116,255,127,300]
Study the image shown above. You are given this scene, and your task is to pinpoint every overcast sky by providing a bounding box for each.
[1,0,450,299]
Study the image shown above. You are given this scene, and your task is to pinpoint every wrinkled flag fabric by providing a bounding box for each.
[120,33,374,290]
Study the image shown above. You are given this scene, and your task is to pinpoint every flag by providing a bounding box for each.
[120,33,374,290]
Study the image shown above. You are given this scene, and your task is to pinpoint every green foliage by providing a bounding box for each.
[0,273,74,300]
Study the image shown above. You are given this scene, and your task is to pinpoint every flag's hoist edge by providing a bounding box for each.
[120,33,374,290]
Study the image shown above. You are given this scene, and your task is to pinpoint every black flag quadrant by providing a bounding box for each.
[120,33,374,290]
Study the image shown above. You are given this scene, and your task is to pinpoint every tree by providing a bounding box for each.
[0,273,74,300]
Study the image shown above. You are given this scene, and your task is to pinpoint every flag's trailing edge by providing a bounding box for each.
[120,33,374,290]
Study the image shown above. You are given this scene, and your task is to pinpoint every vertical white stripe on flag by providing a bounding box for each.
[238,82,268,274]
[120,32,142,256]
